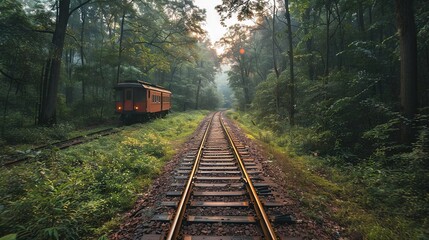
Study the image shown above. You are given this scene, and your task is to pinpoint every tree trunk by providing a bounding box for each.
[334,2,345,68]
[284,0,295,126]
[116,11,126,83]
[369,4,374,41]
[39,0,71,125]
[169,65,177,88]
[65,49,74,106]
[80,3,86,115]
[358,2,365,33]
[272,1,279,79]
[239,55,250,111]
[325,0,331,77]
[1,80,13,136]
[425,47,429,106]
[80,4,86,66]
[272,1,281,115]
[395,0,418,144]
[195,77,201,109]
[303,7,315,81]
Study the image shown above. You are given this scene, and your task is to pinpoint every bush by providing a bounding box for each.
[2,123,75,145]
[0,111,207,239]
[230,110,429,239]
[47,123,75,140]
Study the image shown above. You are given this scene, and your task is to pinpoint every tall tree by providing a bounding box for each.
[284,0,296,126]
[116,10,126,83]
[324,0,331,77]
[39,0,71,125]
[39,0,90,125]
[395,0,418,143]
[79,1,87,107]
[219,24,254,110]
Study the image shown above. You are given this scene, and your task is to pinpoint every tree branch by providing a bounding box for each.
[69,0,92,17]
[32,29,55,34]
[31,28,79,43]
[0,69,20,82]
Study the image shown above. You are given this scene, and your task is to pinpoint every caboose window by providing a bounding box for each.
[125,89,132,100]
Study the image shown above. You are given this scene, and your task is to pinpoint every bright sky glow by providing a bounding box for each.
[193,0,224,43]
[193,0,255,54]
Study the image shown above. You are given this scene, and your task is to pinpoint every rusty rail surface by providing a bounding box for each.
[1,128,120,167]
[165,112,278,239]
[220,112,278,239]
[166,113,215,240]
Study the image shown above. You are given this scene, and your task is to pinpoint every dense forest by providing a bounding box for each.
[217,0,428,238]
[0,0,220,132]
[1,0,428,239]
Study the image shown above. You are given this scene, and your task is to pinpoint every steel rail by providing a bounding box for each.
[166,112,216,240]
[220,112,278,239]
[1,128,121,167]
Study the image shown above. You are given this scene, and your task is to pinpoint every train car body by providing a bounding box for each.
[115,80,171,123]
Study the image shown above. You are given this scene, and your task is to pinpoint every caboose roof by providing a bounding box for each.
[115,80,171,94]
[138,81,171,94]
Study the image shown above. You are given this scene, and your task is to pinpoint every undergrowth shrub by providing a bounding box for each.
[1,112,26,128]
[47,123,75,140]
[258,130,274,144]
[230,110,429,239]
[2,123,75,144]
[0,111,207,239]
[141,133,167,158]
[2,128,40,144]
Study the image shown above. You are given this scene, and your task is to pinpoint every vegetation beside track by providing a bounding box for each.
[0,111,208,240]
[226,110,428,240]
[0,122,119,156]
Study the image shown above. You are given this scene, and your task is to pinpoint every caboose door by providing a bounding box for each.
[124,89,133,111]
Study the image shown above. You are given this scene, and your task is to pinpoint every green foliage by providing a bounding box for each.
[0,234,16,240]
[230,110,429,239]
[2,123,75,144]
[199,86,222,110]
[252,73,285,131]
[0,0,213,129]
[219,0,428,238]
[0,111,207,239]
[0,0,49,131]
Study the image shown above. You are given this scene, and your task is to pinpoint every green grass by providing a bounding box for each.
[226,110,428,240]
[0,121,121,155]
[0,111,208,240]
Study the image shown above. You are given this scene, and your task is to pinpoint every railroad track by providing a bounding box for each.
[139,112,294,239]
[1,128,120,167]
